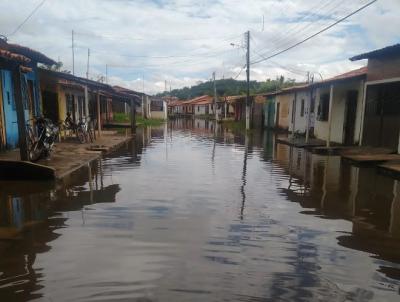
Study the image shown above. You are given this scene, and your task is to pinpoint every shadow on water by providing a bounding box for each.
[0,138,145,301]
[0,118,399,301]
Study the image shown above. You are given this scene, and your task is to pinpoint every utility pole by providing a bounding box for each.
[213,71,218,121]
[86,48,90,79]
[105,64,108,84]
[72,30,75,75]
[245,30,251,130]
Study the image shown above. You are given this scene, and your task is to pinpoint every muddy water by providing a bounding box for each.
[1,119,400,301]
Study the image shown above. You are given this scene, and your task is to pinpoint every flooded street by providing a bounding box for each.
[1,119,400,301]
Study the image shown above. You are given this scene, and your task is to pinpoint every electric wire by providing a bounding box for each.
[8,0,47,37]
[251,0,377,65]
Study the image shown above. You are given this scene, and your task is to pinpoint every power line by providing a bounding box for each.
[257,0,349,55]
[257,0,345,53]
[74,30,243,42]
[251,0,377,65]
[232,64,246,80]
[8,0,47,37]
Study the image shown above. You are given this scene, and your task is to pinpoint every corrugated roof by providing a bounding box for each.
[350,44,400,61]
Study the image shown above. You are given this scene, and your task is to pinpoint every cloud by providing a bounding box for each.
[0,0,399,95]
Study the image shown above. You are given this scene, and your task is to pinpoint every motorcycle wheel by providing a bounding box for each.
[29,141,42,162]
[77,128,86,143]
[88,128,94,143]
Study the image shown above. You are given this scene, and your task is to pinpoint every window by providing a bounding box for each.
[300,99,305,117]
[317,93,330,121]
[197,106,200,112]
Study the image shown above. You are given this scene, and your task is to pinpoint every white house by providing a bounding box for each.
[313,67,367,146]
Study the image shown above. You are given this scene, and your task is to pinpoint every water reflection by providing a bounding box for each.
[0,119,399,301]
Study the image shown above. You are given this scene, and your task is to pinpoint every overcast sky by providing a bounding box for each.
[0,0,399,94]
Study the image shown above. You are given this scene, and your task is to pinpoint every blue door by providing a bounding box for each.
[1,70,19,148]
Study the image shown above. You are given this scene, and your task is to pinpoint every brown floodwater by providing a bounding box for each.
[1,118,400,301]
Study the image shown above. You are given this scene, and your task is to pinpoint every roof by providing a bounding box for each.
[279,83,310,94]
[0,49,31,64]
[350,44,400,61]
[113,85,145,98]
[183,95,213,104]
[313,66,367,86]
[0,39,56,65]
[195,99,214,105]
[39,68,141,105]
[168,100,184,107]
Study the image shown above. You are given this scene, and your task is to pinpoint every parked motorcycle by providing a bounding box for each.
[28,117,59,162]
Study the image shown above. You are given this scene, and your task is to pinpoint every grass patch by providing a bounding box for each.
[221,120,246,131]
[136,116,165,127]
[113,113,165,127]
[113,112,130,123]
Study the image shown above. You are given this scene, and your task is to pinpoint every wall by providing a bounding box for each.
[194,104,207,115]
[0,76,5,148]
[314,80,364,144]
[151,101,167,120]
[275,94,290,130]
[57,85,85,122]
[288,90,311,134]
[367,55,400,82]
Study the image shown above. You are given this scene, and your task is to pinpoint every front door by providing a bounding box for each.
[1,70,19,149]
[344,90,358,145]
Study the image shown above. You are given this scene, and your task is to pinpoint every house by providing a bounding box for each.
[226,95,246,121]
[113,85,143,118]
[40,70,139,132]
[149,97,167,120]
[0,49,31,150]
[285,84,312,135]
[184,95,213,116]
[263,92,278,129]
[0,39,56,152]
[350,44,400,152]
[275,90,291,130]
[312,67,367,146]
[252,95,267,128]
[167,100,184,115]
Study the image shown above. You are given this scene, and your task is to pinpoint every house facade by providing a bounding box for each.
[313,67,367,146]
[275,91,291,130]
[350,44,400,152]
[0,40,56,151]
[286,85,312,135]
[149,98,167,120]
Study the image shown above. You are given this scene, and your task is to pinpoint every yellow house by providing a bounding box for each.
[275,92,291,130]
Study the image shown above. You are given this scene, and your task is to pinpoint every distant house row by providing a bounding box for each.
[0,38,168,154]
[167,44,400,153]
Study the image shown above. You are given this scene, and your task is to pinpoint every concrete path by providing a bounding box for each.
[0,132,132,180]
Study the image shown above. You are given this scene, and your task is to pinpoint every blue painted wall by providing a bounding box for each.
[1,69,19,148]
